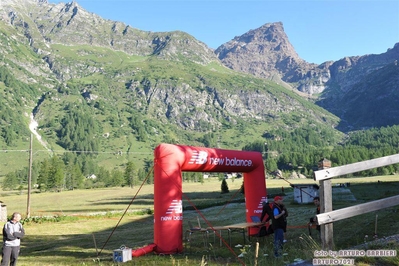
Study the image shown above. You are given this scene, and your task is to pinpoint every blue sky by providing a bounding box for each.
[50,0,398,64]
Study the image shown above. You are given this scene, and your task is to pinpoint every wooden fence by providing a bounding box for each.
[313,154,399,250]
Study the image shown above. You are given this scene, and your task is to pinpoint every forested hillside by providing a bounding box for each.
[243,125,399,178]
[1,0,399,193]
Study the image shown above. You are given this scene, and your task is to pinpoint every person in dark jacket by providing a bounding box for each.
[1,212,25,266]
[309,197,321,232]
[272,196,286,257]
[280,203,288,242]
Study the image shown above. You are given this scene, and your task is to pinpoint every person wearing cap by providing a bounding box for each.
[272,196,286,258]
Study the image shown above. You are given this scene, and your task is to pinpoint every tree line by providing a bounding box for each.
[243,124,399,177]
[2,152,208,191]
[5,124,399,192]
[2,153,141,191]
[4,117,399,191]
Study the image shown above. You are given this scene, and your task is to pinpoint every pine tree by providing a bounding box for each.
[2,172,18,190]
[221,178,229,194]
[124,161,136,188]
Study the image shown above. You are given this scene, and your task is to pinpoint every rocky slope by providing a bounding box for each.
[0,0,342,160]
[1,0,398,137]
[215,22,316,84]
[215,22,399,130]
[0,0,218,66]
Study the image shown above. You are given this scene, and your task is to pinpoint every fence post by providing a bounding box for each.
[318,158,334,250]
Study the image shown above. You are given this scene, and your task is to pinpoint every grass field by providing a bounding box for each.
[0,175,398,265]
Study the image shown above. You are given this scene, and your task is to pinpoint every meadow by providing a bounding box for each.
[1,175,398,266]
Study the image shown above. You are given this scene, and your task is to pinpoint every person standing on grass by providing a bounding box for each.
[280,203,288,243]
[272,196,286,258]
[309,197,321,232]
[1,212,25,266]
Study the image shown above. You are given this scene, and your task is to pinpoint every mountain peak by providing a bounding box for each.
[215,21,308,82]
[234,22,285,43]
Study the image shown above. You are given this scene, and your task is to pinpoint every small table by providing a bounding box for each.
[227,222,263,244]
[206,225,231,247]
[207,222,263,247]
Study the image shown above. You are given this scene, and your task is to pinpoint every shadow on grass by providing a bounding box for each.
[21,215,156,265]
[18,181,399,265]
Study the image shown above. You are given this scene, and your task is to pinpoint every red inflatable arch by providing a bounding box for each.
[134,143,267,255]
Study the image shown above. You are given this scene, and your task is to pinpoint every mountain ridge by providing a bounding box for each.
[0,0,397,178]
[1,0,397,133]
[214,22,399,131]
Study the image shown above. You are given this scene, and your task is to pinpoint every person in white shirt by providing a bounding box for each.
[1,212,25,266]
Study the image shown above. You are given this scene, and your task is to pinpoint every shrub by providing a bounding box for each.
[221,179,229,194]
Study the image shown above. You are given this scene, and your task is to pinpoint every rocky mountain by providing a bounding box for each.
[1,0,217,67]
[215,22,399,131]
[321,60,399,131]
[215,22,315,84]
[1,0,398,178]
[0,0,344,176]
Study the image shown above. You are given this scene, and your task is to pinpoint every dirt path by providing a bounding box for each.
[29,113,51,151]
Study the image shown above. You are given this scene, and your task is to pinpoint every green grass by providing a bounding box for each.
[0,176,398,265]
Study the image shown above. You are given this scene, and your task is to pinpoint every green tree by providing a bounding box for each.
[37,159,51,191]
[143,158,154,184]
[111,169,124,187]
[73,164,85,189]
[2,172,18,190]
[65,163,84,190]
[130,114,148,142]
[199,132,216,147]
[2,127,16,145]
[265,159,278,172]
[124,161,136,188]
[58,108,100,153]
[221,178,229,194]
[47,156,65,191]
[137,168,147,183]
[96,167,111,187]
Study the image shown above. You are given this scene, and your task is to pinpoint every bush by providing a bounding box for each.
[221,179,229,194]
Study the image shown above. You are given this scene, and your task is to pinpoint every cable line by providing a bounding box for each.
[98,167,154,256]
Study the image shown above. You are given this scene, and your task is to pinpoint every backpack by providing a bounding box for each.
[257,202,275,237]
[260,202,273,222]
[257,223,274,237]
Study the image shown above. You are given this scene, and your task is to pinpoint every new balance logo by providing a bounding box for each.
[166,200,182,214]
[161,200,183,221]
[258,197,267,209]
[188,150,208,165]
[252,196,267,214]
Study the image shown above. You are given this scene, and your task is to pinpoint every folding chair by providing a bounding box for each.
[185,217,209,250]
